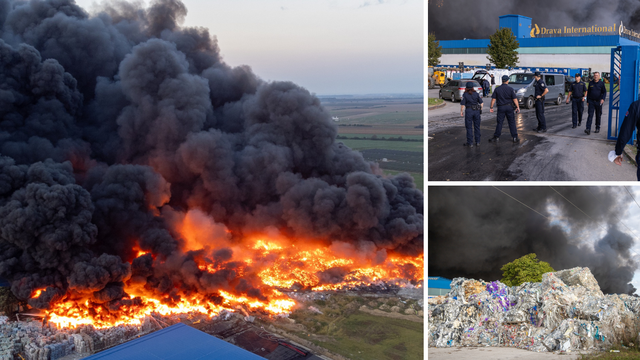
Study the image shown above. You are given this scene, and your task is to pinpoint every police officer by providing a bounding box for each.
[565,73,587,129]
[460,81,483,147]
[488,75,521,143]
[532,71,549,133]
[613,99,640,180]
[585,71,606,135]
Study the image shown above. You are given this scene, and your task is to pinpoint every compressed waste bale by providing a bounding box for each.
[428,267,640,353]
[554,267,604,297]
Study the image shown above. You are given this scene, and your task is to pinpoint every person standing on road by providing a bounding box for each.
[532,71,549,133]
[488,75,521,143]
[613,99,640,180]
[585,71,606,135]
[483,78,491,97]
[565,73,587,129]
[460,82,483,147]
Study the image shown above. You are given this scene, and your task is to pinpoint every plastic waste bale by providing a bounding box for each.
[554,267,604,297]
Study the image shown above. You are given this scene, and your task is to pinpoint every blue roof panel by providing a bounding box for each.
[83,323,265,360]
[439,35,639,48]
[428,277,452,290]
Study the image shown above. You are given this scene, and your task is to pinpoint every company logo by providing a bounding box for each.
[530,24,540,38]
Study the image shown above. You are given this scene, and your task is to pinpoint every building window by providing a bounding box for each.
[442,48,487,54]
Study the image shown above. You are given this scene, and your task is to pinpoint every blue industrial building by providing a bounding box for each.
[438,14,640,75]
[83,323,266,360]
[427,277,452,297]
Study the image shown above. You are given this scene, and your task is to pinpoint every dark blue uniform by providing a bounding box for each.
[534,79,547,130]
[569,80,587,127]
[460,91,483,145]
[491,83,518,139]
[615,100,640,180]
[586,80,606,131]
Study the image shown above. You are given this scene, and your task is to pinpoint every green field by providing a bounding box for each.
[338,139,423,152]
[337,134,424,140]
[287,295,424,360]
[383,170,423,191]
[334,111,423,125]
[313,312,424,360]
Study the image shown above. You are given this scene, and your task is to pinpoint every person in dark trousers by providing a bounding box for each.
[585,71,606,135]
[613,99,640,180]
[483,78,491,97]
[460,82,483,147]
[532,71,549,133]
[488,75,521,143]
[565,73,587,128]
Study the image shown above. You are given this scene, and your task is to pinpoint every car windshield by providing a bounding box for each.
[509,74,535,84]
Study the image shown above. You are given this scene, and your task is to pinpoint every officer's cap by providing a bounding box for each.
[501,75,509,81]
[465,82,475,89]
[534,71,542,76]
[575,73,581,77]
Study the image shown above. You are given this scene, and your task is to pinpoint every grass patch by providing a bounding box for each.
[338,139,423,152]
[289,302,423,360]
[285,294,423,360]
[428,98,444,106]
[383,170,423,192]
[579,349,640,359]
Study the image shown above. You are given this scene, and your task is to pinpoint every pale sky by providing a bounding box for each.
[547,187,640,294]
[74,0,424,95]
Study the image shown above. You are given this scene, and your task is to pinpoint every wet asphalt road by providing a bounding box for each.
[428,89,637,181]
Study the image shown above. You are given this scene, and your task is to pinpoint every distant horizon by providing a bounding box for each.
[74,0,424,95]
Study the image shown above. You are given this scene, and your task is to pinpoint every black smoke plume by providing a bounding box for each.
[0,0,423,310]
[429,187,637,294]
[428,0,640,40]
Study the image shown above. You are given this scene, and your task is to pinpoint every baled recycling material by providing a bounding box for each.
[428,267,640,352]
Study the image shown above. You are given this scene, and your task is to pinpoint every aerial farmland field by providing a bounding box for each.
[320,95,424,191]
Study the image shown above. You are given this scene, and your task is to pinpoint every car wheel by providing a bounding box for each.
[451,93,456,102]
[555,94,563,105]
[525,96,534,109]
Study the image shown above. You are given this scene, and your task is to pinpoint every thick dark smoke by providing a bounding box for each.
[429,187,637,294]
[0,0,423,310]
[428,0,640,40]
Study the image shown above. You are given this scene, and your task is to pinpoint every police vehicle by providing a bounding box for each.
[509,73,565,109]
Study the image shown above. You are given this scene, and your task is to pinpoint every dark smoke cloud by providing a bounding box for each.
[0,0,422,310]
[428,0,640,40]
[429,187,637,294]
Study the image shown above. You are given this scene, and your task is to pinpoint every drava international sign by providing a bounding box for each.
[620,22,640,41]
[530,23,618,37]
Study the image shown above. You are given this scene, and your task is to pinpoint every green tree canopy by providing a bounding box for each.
[500,253,554,287]
[486,27,519,69]
[428,33,442,67]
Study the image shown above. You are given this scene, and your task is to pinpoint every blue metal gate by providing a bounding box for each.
[608,45,639,143]
[607,47,622,140]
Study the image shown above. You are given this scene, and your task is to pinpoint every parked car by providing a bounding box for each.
[564,75,575,93]
[508,73,565,109]
[438,80,483,102]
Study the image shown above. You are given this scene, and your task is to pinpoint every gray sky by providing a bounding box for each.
[75,0,424,95]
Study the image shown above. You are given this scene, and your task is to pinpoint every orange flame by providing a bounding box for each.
[43,230,423,329]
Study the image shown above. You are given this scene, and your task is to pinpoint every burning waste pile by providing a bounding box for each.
[428,267,640,353]
[0,319,144,360]
[0,0,423,355]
